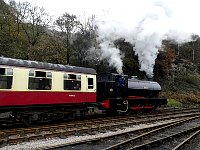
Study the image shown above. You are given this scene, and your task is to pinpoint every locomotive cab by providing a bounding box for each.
[97,73,128,100]
[97,73,129,113]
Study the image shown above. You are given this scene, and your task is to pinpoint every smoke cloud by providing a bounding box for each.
[95,0,200,77]
[99,41,124,74]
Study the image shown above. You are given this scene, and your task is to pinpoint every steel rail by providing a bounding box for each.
[172,129,200,150]
[103,115,200,150]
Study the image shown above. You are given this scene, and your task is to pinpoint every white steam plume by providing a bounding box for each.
[99,41,124,74]
[95,0,200,77]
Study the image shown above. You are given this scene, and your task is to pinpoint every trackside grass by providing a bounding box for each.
[167,99,182,107]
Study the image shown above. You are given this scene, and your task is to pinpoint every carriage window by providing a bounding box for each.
[0,68,13,89]
[64,73,81,90]
[28,70,52,90]
[88,78,94,89]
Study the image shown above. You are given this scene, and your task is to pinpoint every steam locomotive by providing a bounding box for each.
[0,57,167,125]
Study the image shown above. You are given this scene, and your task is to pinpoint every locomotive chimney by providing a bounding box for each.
[146,74,153,81]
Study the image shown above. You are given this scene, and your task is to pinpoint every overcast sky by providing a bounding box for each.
[13,0,200,76]
[14,0,200,32]
[14,0,121,19]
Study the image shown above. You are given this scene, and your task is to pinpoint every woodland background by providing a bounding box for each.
[1,0,200,104]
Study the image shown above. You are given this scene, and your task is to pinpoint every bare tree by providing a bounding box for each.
[72,15,98,66]
[6,0,28,41]
[55,13,80,64]
[18,2,51,46]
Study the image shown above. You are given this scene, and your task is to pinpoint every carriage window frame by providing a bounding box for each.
[88,78,94,89]
[63,73,81,90]
[0,67,13,89]
[28,70,52,90]
[6,68,13,75]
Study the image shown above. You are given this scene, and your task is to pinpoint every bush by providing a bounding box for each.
[167,99,182,107]
[161,91,200,104]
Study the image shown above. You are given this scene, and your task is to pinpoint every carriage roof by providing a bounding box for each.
[0,57,96,75]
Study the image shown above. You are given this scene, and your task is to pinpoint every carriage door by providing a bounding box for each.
[86,75,96,103]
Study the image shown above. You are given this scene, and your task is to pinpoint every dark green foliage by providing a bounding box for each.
[29,34,67,64]
[174,73,200,91]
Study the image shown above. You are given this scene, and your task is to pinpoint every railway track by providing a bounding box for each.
[0,107,197,129]
[0,107,196,126]
[41,115,200,150]
[0,107,199,149]
[174,129,200,150]
[0,107,198,130]
[172,129,200,150]
[104,116,200,150]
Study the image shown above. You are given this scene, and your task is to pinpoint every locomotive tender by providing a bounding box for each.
[0,57,167,125]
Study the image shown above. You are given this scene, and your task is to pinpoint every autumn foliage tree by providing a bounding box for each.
[154,43,176,78]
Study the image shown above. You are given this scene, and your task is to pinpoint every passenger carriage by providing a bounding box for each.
[0,57,96,124]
